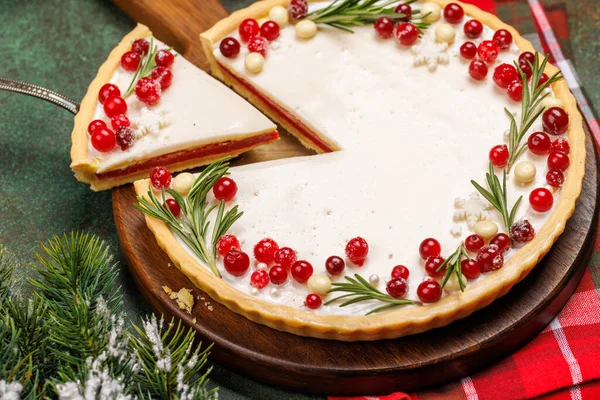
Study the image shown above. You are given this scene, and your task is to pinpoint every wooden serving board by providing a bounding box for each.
[111,0,600,395]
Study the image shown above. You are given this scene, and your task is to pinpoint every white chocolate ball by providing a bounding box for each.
[307,273,332,295]
[474,220,498,239]
[444,273,466,294]
[514,161,537,183]
[255,262,268,271]
[245,52,265,73]
[269,5,289,27]
[172,172,194,195]
[295,20,318,39]
[421,2,441,23]
[540,96,564,109]
[435,23,455,44]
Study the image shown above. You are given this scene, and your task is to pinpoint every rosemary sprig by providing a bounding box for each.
[135,159,243,278]
[471,162,522,231]
[306,0,430,34]
[437,244,468,291]
[326,274,415,315]
[124,38,158,98]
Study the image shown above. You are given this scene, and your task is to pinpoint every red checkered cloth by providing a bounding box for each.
[330,0,600,399]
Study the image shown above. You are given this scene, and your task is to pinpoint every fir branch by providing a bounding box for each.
[437,244,468,291]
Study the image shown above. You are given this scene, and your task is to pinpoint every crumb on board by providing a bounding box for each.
[162,286,194,313]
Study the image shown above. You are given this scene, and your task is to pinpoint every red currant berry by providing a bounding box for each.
[464,19,483,38]
[103,95,127,118]
[443,3,464,24]
[164,198,181,217]
[425,256,446,278]
[115,127,135,150]
[91,128,116,152]
[220,37,241,58]
[269,265,288,285]
[251,270,269,289]
[547,151,570,171]
[518,61,533,80]
[305,293,322,309]
[476,244,504,272]
[386,278,408,298]
[131,39,149,55]
[98,83,121,103]
[121,51,141,71]
[224,249,250,277]
[274,247,297,269]
[110,114,130,130]
[260,21,280,41]
[345,237,369,266]
[489,144,509,168]
[510,220,535,243]
[88,119,107,135]
[150,167,172,190]
[490,233,511,253]
[507,80,523,102]
[151,66,174,89]
[374,17,395,39]
[550,138,570,154]
[254,238,279,263]
[155,49,175,68]
[543,107,569,135]
[518,51,535,66]
[461,259,482,280]
[247,36,268,56]
[291,260,313,283]
[537,73,549,88]
[477,40,500,63]
[288,0,308,20]
[528,132,551,155]
[391,265,410,280]
[546,168,565,188]
[529,188,553,212]
[492,29,513,50]
[239,18,260,42]
[469,59,488,80]
[460,42,477,59]
[394,22,419,46]
[325,256,345,275]
[217,234,240,256]
[464,234,485,252]
[419,238,441,260]
[212,177,238,201]
[493,64,518,89]
[417,280,442,303]
[394,3,412,21]
[135,77,162,105]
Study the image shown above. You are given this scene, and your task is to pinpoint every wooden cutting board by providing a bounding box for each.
[111,0,600,395]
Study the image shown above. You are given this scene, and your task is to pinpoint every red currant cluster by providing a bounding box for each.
[219,17,281,59]
[373,3,419,46]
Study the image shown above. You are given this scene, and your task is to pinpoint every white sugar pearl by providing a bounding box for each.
[540,96,564,109]
[421,2,441,23]
[474,220,498,239]
[255,262,268,270]
[270,288,280,298]
[435,23,455,44]
[307,273,332,295]
[296,20,318,39]
[172,172,194,195]
[251,287,260,296]
[269,6,289,27]
[369,274,380,286]
[444,273,466,294]
[245,52,265,73]
[514,161,537,183]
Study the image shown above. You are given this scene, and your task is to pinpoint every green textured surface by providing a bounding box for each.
[0,0,598,399]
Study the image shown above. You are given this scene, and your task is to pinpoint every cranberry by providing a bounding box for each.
[274,247,297,269]
[546,168,565,187]
[464,19,483,38]
[224,249,250,277]
[543,107,569,135]
[460,42,477,59]
[493,29,513,50]
[212,177,238,201]
[469,59,488,80]
[98,83,121,103]
[135,77,161,105]
[391,265,410,280]
[417,280,442,303]
[291,260,313,283]
[115,127,135,150]
[493,64,518,89]
[251,270,269,289]
[550,138,570,154]
[220,37,241,58]
[254,238,279,263]
[425,256,446,278]
[247,36,268,56]
[490,233,511,253]
[155,49,175,68]
[374,17,395,39]
[345,237,369,266]
[150,167,172,190]
[217,234,240,256]
[131,39,149,55]
[518,51,535,66]
[547,151,570,171]
[110,114,130,130]
[518,61,532,79]
[394,22,419,46]
[528,132,551,155]
[510,220,535,243]
[325,256,345,275]
[260,21,280,41]
[419,238,441,260]
[288,0,308,20]
[465,234,485,252]
[507,80,523,102]
[489,144,509,168]
[476,244,504,272]
[529,188,553,212]
[164,198,181,217]
[239,18,260,42]
[103,96,127,118]
[477,40,500,63]
[395,3,412,21]
[305,293,322,309]
[151,66,173,89]
[88,119,107,135]
[461,259,482,280]
[443,3,464,23]
[538,73,549,88]
[91,128,116,152]
[386,278,408,298]
[121,51,141,71]
[269,265,288,285]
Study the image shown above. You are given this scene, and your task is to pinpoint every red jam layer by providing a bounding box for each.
[96,130,279,180]
[218,63,334,153]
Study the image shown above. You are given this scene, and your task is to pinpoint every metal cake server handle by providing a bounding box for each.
[0,77,80,115]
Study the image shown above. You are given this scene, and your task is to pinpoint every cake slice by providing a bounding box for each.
[71,24,277,191]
